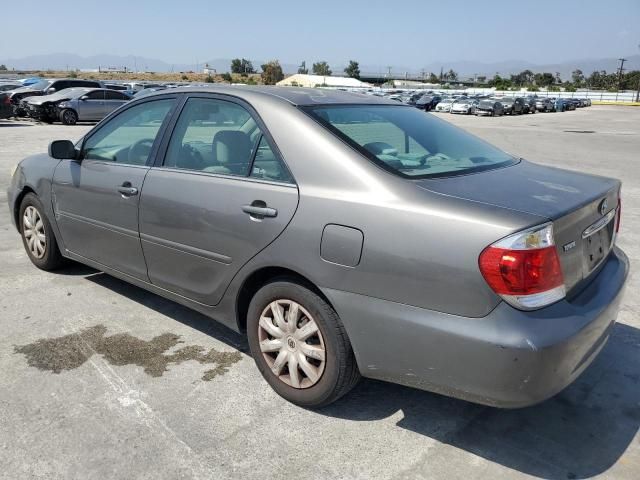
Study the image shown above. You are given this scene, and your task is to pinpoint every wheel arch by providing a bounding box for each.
[235,266,335,334]
[13,185,37,229]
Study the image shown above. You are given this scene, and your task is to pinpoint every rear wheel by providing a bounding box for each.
[61,109,78,125]
[19,193,66,270]
[247,280,360,408]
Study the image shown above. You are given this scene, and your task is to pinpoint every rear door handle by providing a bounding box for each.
[242,204,277,218]
[117,182,138,197]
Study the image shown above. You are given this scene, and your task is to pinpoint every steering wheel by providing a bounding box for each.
[128,138,154,165]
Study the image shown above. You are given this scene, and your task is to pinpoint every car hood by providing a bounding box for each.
[9,87,41,95]
[413,159,618,220]
[25,94,72,105]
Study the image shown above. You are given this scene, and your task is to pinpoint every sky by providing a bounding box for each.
[1,0,638,66]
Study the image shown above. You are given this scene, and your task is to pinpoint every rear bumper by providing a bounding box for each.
[323,246,629,408]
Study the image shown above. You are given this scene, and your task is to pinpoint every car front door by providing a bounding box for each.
[76,90,106,121]
[51,97,177,280]
[138,95,299,305]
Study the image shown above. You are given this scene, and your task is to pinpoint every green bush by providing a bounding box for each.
[221,72,233,82]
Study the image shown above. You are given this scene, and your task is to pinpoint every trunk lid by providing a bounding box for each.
[415,160,621,295]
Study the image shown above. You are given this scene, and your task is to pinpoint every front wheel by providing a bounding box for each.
[19,193,66,270]
[247,280,360,407]
[60,109,78,125]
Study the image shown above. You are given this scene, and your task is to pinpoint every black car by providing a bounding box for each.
[0,92,13,119]
[499,97,526,115]
[415,94,442,111]
[6,78,103,116]
[522,97,537,114]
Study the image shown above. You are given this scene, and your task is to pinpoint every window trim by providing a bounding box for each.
[300,104,519,180]
[78,95,180,167]
[154,93,296,186]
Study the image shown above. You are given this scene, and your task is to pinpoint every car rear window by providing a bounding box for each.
[302,105,517,178]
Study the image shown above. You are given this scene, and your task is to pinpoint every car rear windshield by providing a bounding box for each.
[302,105,517,178]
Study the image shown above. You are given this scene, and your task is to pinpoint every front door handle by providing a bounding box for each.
[242,202,277,219]
[118,182,138,197]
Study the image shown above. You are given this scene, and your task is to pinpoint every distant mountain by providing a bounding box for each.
[2,53,638,80]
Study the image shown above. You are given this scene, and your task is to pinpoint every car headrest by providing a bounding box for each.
[212,130,251,164]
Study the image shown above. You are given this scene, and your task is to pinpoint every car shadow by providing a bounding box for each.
[320,322,640,479]
[81,270,638,479]
[84,271,248,352]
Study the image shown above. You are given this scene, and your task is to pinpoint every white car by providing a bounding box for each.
[450,99,478,115]
[435,98,455,112]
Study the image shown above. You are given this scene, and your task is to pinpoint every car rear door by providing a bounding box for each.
[103,90,130,118]
[52,96,177,280]
[138,94,299,305]
[77,90,106,121]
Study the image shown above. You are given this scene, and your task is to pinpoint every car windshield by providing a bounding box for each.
[303,105,517,178]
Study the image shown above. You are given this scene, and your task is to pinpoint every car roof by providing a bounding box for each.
[140,85,403,106]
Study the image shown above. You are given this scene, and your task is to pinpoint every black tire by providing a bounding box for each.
[247,280,360,408]
[19,193,66,271]
[60,109,78,125]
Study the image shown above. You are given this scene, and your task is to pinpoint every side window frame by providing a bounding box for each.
[154,93,296,186]
[78,95,182,167]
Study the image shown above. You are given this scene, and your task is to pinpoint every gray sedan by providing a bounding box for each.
[23,88,130,124]
[7,86,628,408]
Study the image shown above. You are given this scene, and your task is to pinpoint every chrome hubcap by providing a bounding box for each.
[23,206,46,259]
[258,300,326,389]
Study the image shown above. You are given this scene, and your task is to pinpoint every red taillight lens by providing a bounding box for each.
[479,246,564,295]
[479,223,566,310]
[3,95,10,105]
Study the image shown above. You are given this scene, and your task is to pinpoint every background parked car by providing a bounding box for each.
[564,98,578,110]
[450,98,478,114]
[435,97,455,112]
[6,78,104,116]
[535,98,554,112]
[554,98,569,112]
[521,97,537,114]
[475,99,505,116]
[415,94,441,111]
[499,97,525,115]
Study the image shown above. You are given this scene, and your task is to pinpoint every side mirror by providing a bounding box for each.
[48,140,77,160]
[46,88,56,94]
[80,95,88,101]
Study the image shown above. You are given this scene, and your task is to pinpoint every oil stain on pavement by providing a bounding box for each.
[14,325,242,381]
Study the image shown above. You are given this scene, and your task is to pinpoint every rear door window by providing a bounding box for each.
[163,97,293,183]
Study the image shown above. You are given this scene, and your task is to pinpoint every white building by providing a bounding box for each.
[277,74,371,88]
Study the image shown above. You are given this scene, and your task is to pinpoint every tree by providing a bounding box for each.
[297,61,308,74]
[344,60,360,79]
[230,58,255,75]
[221,72,232,82]
[261,60,284,85]
[571,69,584,87]
[444,69,458,82]
[487,74,511,90]
[0,64,7,71]
[533,72,555,87]
[428,73,439,84]
[312,61,331,76]
[476,75,487,84]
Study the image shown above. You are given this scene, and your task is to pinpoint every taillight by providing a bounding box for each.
[479,223,565,310]
[2,95,10,105]
[615,197,621,233]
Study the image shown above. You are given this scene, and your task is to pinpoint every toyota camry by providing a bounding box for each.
[7,86,628,408]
